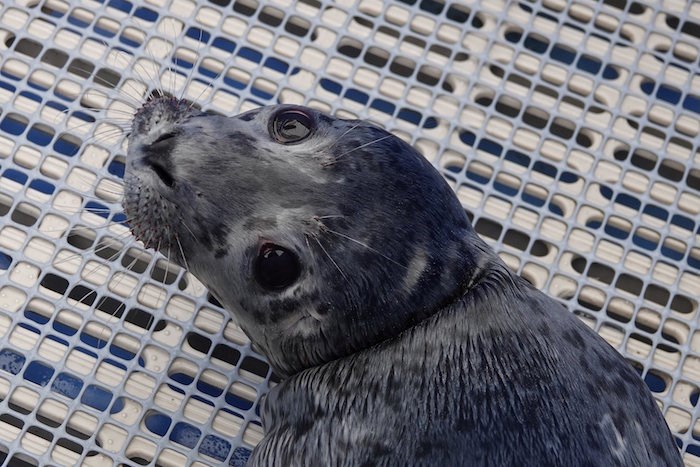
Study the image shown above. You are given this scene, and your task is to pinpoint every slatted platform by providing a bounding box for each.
[0,0,698,465]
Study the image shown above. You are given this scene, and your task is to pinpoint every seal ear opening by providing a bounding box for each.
[254,243,302,290]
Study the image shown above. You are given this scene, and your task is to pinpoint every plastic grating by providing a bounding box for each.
[0,0,697,465]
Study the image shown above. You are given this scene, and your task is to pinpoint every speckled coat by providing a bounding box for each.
[250,263,681,466]
[123,100,682,467]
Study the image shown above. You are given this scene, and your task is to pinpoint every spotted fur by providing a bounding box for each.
[124,98,682,466]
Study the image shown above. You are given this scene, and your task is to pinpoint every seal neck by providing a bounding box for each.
[268,228,499,378]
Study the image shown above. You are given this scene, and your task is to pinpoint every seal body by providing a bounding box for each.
[123,97,682,466]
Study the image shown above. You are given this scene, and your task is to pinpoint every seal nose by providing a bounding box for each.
[141,131,179,188]
[152,131,178,145]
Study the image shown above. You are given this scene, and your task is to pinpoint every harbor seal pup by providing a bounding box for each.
[123,96,682,466]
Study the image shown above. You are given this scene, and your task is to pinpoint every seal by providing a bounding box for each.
[123,96,682,466]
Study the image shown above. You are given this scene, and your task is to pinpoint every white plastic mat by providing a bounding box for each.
[0,0,698,465]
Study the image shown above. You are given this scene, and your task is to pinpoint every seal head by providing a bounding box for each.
[124,99,486,377]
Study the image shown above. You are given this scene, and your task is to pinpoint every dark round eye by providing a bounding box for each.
[269,109,313,144]
[254,244,302,290]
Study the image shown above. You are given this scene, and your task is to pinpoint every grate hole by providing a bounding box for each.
[644,284,670,306]
[587,262,614,285]
[446,3,470,22]
[67,227,95,250]
[671,295,695,314]
[658,159,685,182]
[259,6,283,27]
[41,273,69,296]
[68,285,97,306]
[187,333,212,354]
[212,344,241,366]
[36,410,62,429]
[0,193,11,218]
[603,0,627,10]
[364,46,390,68]
[27,123,55,147]
[688,169,700,191]
[0,413,23,431]
[57,438,83,456]
[576,129,593,148]
[95,68,120,89]
[530,240,550,257]
[207,292,223,308]
[503,229,530,251]
[285,15,311,37]
[96,296,125,318]
[474,218,503,241]
[390,56,416,77]
[550,117,575,140]
[240,356,269,379]
[54,133,82,157]
[523,107,548,128]
[2,32,15,49]
[122,248,150,273]
[11,203,40,227]
[8,454,37,467]
[95,237,123,262]
[233,0,258,16]
[338,36,362,58]
[298,0,321,12]
[631,148,657,171]
[1,113,29,135]
[67,58,93,78]
[616,273,643,295]
[644,370,669,393]
[417,65,441,87]
[495,96,521,117]
[15,38,42,58]
[125,308,155,330]
[151,259,179,284]
[475,91,493,107]
[27,426,53,443]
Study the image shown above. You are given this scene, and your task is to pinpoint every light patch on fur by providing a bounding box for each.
[283,313,321,338]
[600,413,627,462]
[403,249,427,291]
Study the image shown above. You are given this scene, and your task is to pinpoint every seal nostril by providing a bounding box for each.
[152,131,178,145]
[148,161,175,187]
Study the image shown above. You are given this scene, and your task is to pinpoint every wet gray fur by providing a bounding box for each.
[123,99,682,466]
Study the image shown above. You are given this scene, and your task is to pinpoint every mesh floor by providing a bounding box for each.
[0,0,698,465]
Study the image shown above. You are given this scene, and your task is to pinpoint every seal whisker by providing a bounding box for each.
[72,244,127,309]
[39,223,130,239]
[186,31,223,112]
[323,227,408,270]
[327,122,361,151]
[156,238,171,321]
[68,64,142,107]
[310,234,347,280]
[174,234,190,272]
[85,128,129,146]
[94,43,150,106]
[326,134,393,165]
[94,250,139,346]
[178,216,198,242]
[50,231,133,269]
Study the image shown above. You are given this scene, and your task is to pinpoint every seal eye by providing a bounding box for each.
[270,109,313,144]
[254,244,302,290]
